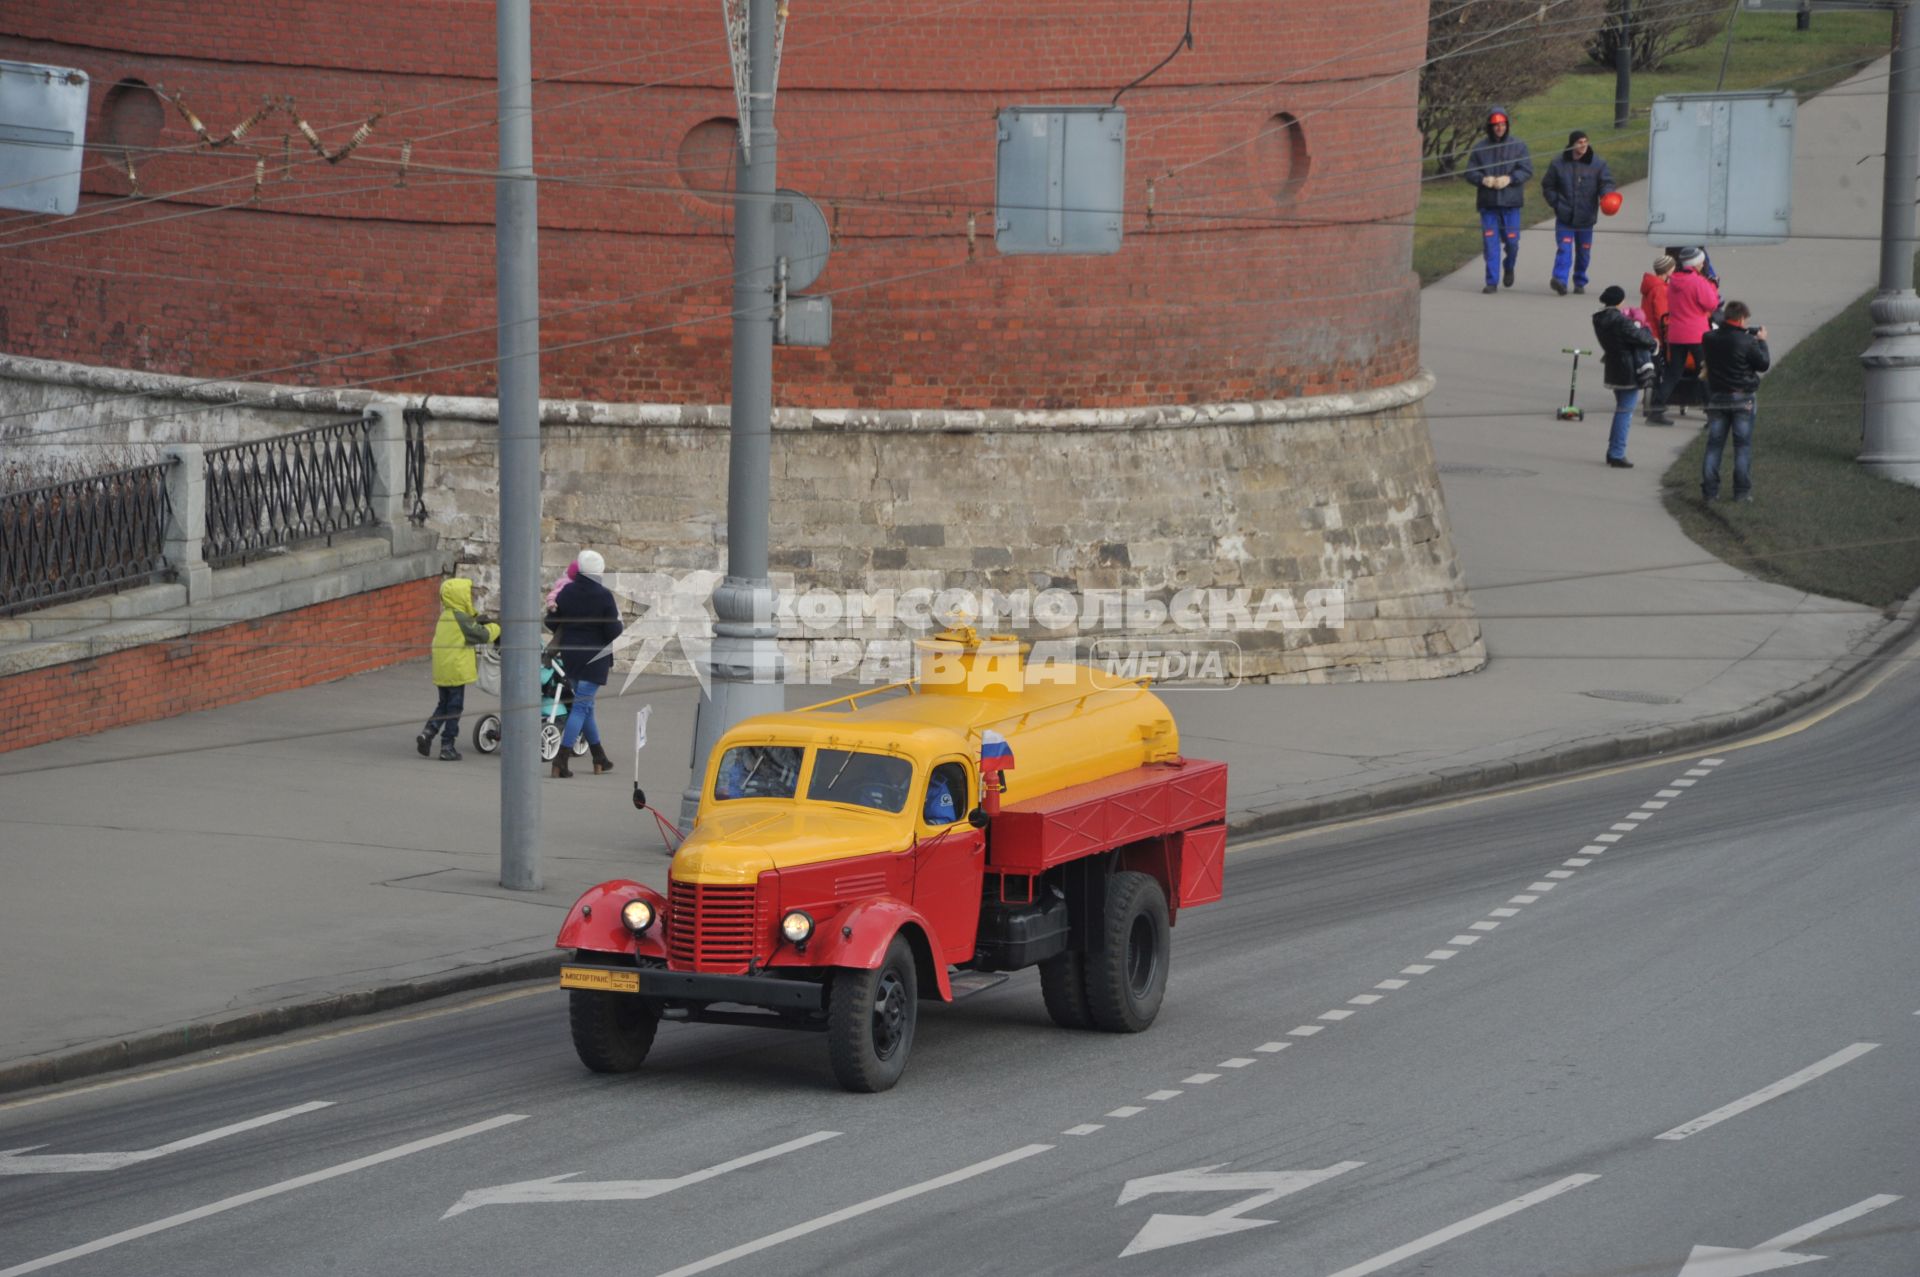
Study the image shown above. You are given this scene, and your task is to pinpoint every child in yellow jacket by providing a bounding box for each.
[417,577,500,760]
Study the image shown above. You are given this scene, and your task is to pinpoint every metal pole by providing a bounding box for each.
[497,0,544,887]
[1613,39,1631,131]
[681,0,785,827]
[1860,0,1920,487]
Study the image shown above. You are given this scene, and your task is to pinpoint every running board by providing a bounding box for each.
[949,971,1011,1000]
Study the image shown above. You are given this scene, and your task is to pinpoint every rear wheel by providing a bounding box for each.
[1085,871,1170,1033]
[567,952,658,1073]
[540,723,563,762]
[1038,951,1095,1029]
[827,936,918,1092]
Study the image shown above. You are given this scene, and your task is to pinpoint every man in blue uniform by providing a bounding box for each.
[1461,106,1533,295]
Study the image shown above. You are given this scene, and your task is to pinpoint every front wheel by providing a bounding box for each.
[540,722,563,762]
[827,936,918,1093]
[1085,871,1170,1033]
[568,953,658,1073]
[472,714,502,755]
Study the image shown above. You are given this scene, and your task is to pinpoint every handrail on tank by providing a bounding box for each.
[795,681,919,713]
[964,675,1154,741]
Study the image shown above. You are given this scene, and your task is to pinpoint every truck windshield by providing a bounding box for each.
[713,745,803,800]
[807,749,913,813]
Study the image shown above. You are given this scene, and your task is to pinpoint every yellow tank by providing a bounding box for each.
[675,630,1180,884]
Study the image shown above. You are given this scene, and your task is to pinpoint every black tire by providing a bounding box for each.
[1085,871,1170,1033]
[567,953,659,1073]
[472,714,501,755]
[1038,951,1095,1029]
[826,935,918,1093]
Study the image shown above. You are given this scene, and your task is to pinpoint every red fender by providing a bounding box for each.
[782,898,953,1001]
[554,880,669,961]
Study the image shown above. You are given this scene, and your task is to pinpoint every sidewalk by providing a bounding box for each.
[0,63,1910,1092]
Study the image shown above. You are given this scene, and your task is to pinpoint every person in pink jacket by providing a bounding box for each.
[1661,249,1720,416]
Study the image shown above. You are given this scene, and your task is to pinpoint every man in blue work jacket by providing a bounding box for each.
[1461,106,1533,295]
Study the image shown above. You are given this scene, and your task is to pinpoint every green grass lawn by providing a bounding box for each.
[1658,286,1920,610]
[1414,10,1893,284]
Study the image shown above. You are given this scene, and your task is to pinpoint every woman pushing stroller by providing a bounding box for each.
[545,548,623,778]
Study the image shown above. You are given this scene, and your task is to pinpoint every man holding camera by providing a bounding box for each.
[1699,301,1770,504]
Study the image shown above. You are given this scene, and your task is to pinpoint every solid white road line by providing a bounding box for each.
[1655,1044,1881,1141]
[1323,1174,1601,1277]
[651,1143,1054,1277]
[0,1114,526,1277]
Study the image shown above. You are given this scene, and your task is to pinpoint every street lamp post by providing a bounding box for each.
[1861,0,1920,487]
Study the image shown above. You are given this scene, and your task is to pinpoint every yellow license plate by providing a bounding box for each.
[559,965,640,994]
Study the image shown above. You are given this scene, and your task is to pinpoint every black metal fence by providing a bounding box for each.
[402,403,430,526]
[0,461,174,616]
[203,416,377,567]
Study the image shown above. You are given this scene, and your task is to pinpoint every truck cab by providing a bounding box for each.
[556,629,1227,1091]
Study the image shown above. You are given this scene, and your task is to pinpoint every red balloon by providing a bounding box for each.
[1599,191,1624,217]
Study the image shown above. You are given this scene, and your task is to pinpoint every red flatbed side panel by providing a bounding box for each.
[1176,824,1226,908]
[989,759,1229,873]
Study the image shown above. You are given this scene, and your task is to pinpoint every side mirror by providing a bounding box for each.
[968,807,989,829]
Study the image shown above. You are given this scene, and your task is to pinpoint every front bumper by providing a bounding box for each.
[559,963,825,1012]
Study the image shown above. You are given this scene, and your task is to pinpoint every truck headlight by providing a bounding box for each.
[621,899,655,935]
[780,910,815,944]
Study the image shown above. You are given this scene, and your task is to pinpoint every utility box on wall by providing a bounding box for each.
[995,106,1126,256]
[0,60,89,215]
[1646,91,1795,245]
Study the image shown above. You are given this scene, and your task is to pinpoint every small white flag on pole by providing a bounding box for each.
[635,705,652,751]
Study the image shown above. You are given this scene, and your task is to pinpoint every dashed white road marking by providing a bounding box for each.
[1580,844,1608,854]
[1288,1025,1325,1037]
[1611,823,1641,832]
[1700,758,1725,766]
[1656,788,1683,798]
[653,1144,1054,1277]
[1254,1042,1291,1054]
[1425,949,1458,960]
[1684,769,1713,778]
[1641,800,1668,809]
[1564,858,1592,867]
[1401,964,1435,974]
[1348,994,1383,1005]
[1063,1124,1103,1136]
[1546,870,1576,880]
[1655,1043,1880,1141]
[1322,1175,1601,1277]
[0,1115,526,1277]
[1219,1058,1256,1068]
[1508,895,1538,905]
[1182,1074,1220,1085]
[1528,882,1558,892]
[1469,921,1500,932]
[1595,833,1622,843]
[1319,1010,1355,1021]
[1489,908,1519,918]
[1375,980,1409,990]
[1145,1090,1184,1102]
[1628,810,1655,820]
[1107,1106,1147,1118]
[1672,778,1698,787]
[1447,935,1482,946]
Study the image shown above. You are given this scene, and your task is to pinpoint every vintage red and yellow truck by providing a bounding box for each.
[554,629,1228,1091]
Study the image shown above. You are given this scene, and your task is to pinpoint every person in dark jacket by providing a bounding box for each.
[1699,301,1770,503]
[1592,285,1661,468]
[545,547,624,777]
[1541,130,1617,296]
[1461,106,1533,294]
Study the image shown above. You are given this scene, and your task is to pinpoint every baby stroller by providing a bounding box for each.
[471,648,591,763]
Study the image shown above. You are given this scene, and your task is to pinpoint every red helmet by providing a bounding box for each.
[1599,191,1624,217]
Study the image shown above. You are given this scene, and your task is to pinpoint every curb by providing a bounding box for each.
[5,597,1914,1099]
[1225,590,1920,841]
[0,950,563,1099]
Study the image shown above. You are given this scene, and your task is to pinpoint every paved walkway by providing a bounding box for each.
[0,63,1909,1089]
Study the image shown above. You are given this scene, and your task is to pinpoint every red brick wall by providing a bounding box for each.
[0,576,440,754]
[0,1,1425,409]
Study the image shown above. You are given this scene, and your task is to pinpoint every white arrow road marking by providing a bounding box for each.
[1116,1161,1363,1258]
[1324,1174,1600,1277]
[651,1143,1053,1277]
[1656,1044,1879,1141]
[0,1101,334,1174]
[442,1130,841,1217]
[1675,1195,1901,1276]
[0,1114,525,1277]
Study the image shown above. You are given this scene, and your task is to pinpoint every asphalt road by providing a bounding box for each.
[2,657,1916,1277]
